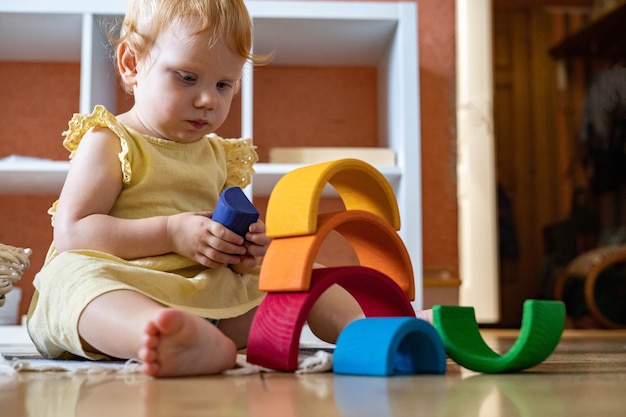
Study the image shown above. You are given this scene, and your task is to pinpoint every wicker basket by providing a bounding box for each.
[0,243,32,308]
[555,244,626,328]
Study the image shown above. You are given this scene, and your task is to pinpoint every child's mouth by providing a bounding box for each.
[189,120,208,129]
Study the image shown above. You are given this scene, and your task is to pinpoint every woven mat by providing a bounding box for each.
[0,350,333,376]
[0,355,142,376]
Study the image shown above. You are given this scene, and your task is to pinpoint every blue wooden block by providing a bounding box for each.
[212,186,259,237]
[333,317,447,376]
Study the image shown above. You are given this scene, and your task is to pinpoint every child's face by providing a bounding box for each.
[129,21,244,143]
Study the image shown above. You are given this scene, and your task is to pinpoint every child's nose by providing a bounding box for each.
[194,88,217,109]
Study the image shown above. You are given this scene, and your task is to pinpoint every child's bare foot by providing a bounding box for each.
[138,308,237,377]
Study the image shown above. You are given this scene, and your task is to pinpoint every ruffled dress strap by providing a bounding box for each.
[48,106,133,227]
[62,105,132,184]
[211,135,258,189]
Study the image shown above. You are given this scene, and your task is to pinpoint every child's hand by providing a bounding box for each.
[167,212,248,268]
[238,219,271,269]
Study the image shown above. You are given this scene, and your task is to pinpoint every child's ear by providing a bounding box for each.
[117,43,139,87]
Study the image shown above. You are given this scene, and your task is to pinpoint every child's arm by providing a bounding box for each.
[53,127,247,267]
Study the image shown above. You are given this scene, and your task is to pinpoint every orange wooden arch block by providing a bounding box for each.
[247,266,416,371]
[259,210,415,300]
[265,158,400,238]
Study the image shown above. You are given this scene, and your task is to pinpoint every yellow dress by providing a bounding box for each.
[26,105,266,360]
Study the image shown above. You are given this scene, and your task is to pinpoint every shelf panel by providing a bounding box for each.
[252,17,396,66]
[0,0,125,13]
[0,13,83,62]
[1,1,401,65]
[0,0,126,61]
[0,159,401,197]
[252,162,401,196]
[249,1,400,66]
[0,158,69,195]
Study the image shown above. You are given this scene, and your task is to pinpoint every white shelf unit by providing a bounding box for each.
[0,0,423,308]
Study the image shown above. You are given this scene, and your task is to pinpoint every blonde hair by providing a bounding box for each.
[112,0,269,90]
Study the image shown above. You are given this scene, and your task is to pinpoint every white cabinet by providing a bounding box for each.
[0,0,423,307]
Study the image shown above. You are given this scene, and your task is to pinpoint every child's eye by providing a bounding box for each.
[177,71,197,83]
[217,81,234,90]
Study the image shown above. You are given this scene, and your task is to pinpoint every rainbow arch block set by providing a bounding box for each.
[224,158,566,376]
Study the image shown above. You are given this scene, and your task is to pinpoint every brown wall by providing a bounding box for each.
[0,0,457,318]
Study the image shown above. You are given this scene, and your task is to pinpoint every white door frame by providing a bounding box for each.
[456,0,500,322]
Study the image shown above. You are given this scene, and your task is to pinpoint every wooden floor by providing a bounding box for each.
[1,327,626,416]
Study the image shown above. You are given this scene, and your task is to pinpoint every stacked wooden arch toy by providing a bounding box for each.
[240,158,566,376]
[245,158,447,375]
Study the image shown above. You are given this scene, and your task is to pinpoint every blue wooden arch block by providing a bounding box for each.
[212,186,259,237]
[333,317,447,376]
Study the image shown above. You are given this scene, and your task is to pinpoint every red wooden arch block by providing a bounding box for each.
[259,210,415,300]
[247,266,416,371]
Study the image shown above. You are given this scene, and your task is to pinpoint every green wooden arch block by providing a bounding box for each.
[433,299,565,373]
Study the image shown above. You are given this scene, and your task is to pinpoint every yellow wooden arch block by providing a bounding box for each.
[265,158,400,238]
[259,210,415,300]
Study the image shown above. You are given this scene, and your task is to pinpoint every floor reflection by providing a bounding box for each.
[2,330,626,417]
